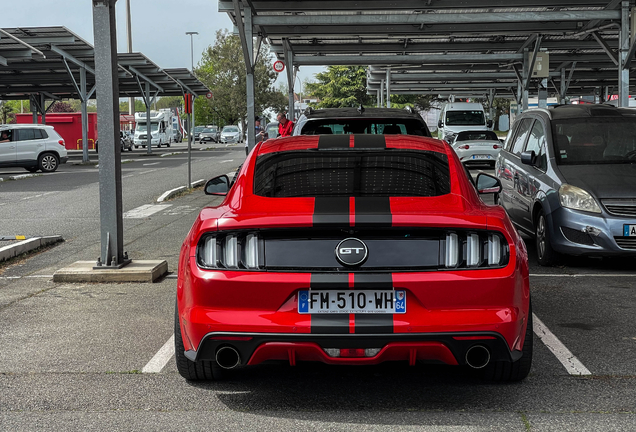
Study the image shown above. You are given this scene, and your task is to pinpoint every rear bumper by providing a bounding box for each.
[59,156,68,164]
[185,331,522,366]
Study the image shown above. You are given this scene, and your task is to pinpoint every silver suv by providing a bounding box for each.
[0,124,68,173]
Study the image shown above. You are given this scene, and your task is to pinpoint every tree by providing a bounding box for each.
[194,29,287,133]
[1,102,14,124]
[49,101,75,113]
[156,96,183,110]
[305,66,375,108]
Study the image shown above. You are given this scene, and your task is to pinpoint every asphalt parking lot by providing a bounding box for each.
[1,163,635,431]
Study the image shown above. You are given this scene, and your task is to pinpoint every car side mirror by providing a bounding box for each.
[438,119,443,128]
[520,151,536,166]
[476,173,502,194]
[487,120,493,128]
[204,175,230,196]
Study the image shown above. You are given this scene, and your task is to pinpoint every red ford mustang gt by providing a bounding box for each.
[175,134,531,381]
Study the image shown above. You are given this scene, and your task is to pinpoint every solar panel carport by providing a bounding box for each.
[1,20,210,272]
[222,0,636,133]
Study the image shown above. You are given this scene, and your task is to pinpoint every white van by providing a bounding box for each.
[437,102,492,143]
[134,109,173,148]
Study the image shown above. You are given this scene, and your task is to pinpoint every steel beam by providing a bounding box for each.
[619,1,630,106]
[48,45,97,75]
[92,0,128,268]
[592,31,619,65]
[253,11,621,26]
[283,38,295,122]
[234,0,256,153]
[293,53,523,66]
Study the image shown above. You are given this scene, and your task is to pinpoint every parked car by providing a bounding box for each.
[495,104,636,265]
[265,121,279,139]
[220,125,241,144]
[293,106,432,137]
[450,130,503,168]
[175,133,532,382]
[192,126,205,141]
[0,124,68,173]
[199,128,217,143]
[95,131,133,154]
[206,125,220,142]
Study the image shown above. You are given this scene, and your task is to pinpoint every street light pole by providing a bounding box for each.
[185,31,198,189]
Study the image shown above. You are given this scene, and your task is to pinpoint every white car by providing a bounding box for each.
[0,124,68,173]
[450,130,502,168]
[220,125,241,144]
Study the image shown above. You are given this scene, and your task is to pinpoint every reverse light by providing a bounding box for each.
[244,234,258,269]
[201,236,216,267]
[443,231,508,269]
[324,348,381,358]
[224,235,238,268]
[487,234,501,266]
[559,184,602,214]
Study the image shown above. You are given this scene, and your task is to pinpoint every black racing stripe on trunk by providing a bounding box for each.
[318,135,350,149]
[354,273,394,334]
[354,135,386,148]
[310,273,350,334]
[354,197,392,226]
[313,197,350,226]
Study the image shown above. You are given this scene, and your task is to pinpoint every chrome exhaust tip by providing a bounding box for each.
[465,345,491,369]
[215,346,241,369]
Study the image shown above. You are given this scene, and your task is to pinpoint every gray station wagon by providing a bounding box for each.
[495,104,636,265]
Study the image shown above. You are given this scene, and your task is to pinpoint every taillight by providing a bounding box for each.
[493,144,501,149]
[58,140,65,146]
[443,231,508,269]
[458,145,470,150]
[197,233,261,270]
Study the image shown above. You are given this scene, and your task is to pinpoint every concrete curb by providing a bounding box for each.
[160,152,184,158]
[0,173,42,182]
[0,235,64,263]
[156,179,205,203]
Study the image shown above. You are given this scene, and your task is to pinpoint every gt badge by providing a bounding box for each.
[335,238,368,266]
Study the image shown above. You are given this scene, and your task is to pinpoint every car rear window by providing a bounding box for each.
[456,131,498,141]
[253,150,451,198]
[299,119,430,137]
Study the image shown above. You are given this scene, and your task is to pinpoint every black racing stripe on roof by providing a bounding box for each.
[318,135,350,149]
[354,273,394,334]
[354,135,386,148]
[310,274,350,334]
[313,197,350,226]
[354,197,392,227]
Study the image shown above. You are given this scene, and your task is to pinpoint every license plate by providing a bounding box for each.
[298,290,406,314]
[624,224,636,236]
[472,154,491,160]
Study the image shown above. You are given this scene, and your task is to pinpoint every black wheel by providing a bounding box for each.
[25,166,39,173]
[167,142,171,148]
[535,210,559,266]
[483,302,533,382]
[175,300,224,381]
[38,153,59,173]
[157,142,161,148]
[142,146,146,148]
[135,145,139,149]
[128,146,133,152]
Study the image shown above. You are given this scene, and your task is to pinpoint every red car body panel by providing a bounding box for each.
[177,135,530,369]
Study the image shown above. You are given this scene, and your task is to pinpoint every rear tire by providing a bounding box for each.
[38,153,59,173]
[174,300,223,381]
[483,302,533,382]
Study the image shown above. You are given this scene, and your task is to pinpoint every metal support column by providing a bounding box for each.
[522,49,530,112]
[40,94,46,124]
[80,67,89,162]
[619,1,630,107]
[283,39,294,122]
[234,0,256,152]
[145,81,152,154]
[376,89,380,107]
[560,68,567,104]
[386,68,391,108]
[92,0,129,268]
[30,95,38,123]
[488,89,495,122]
[189,95,195,188]
[380,79,384,107]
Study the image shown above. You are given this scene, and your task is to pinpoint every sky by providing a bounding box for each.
[2,0,323,91]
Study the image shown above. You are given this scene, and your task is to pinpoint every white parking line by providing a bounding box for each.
[123,204,172,219]
[143,162,160,166]
[533,313,592,376]
[142,334,174,373]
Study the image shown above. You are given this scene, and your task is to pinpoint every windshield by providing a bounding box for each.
[223,126,239,133]
[253,150,450,198]
[194,127,205,132]
[445,111,485,126]
[552,117,636,165]
[299,119,430,137]
[456,131,499,141]
[202,129,212,133]
[136,123,158,133]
